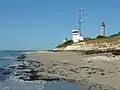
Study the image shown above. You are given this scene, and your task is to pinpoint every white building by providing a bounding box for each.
[72,29,84,43]
[100,22,105,36]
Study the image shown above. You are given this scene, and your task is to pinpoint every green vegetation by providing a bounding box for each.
[56,40,74,48]
[96,35,107,39]
[84,37,93,41]
[85,32,120,44]
[56,32,120,48]
[77,32,120,44]
[110,32,120,37]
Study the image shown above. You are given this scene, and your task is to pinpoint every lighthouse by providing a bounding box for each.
[100,22,105,36]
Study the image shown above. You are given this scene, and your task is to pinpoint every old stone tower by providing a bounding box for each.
[100,22,105,36]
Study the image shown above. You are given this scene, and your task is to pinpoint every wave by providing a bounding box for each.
[0,56,16,60]
[0,75,45,90]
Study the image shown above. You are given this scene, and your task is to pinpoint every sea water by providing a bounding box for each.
[0,51,84,90]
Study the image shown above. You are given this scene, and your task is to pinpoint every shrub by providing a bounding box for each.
[110,33,120,37]
[96,35,106,39]
[56,40,74,48]
[84,37,92,41]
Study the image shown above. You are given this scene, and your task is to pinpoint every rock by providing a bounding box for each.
[18,76,30,81]
[87,72,92,75]
[100,72,105,75]
[24,69,38,73]
[69,68,79,73]
[14,73,22,76]
[88,61,92,63]
[18,72,40,81]
[29,74,40,80]
[9,65,17,69]
[39,76,60,81]
[0,67,5,71]
[112,50,120,55]
[17,68,40,81]
[9,64,28,70]
[16,54,26,60]
[1,69,12,75]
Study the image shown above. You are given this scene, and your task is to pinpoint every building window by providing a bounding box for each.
[72,31,79,33]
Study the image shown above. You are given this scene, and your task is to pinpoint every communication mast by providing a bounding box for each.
[78,8,84,36]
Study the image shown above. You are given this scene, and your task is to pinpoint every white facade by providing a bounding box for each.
[72,29,84,43]
[100,22,105,36]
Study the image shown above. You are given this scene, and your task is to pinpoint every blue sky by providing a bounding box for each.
[0,0,120,50]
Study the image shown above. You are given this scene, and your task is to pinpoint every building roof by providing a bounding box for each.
[101,22,105,26]
[72,29,79,31]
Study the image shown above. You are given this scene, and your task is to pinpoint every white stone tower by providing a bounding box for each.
[100,22,105,36]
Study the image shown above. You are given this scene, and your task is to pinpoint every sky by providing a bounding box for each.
[0,0,120,50]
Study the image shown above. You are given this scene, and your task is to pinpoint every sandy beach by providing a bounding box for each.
[24,51,120,90]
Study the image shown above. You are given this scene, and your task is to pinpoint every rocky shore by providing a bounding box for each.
[21,51,120,90]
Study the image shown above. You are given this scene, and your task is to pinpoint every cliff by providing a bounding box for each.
[56,33,120,51]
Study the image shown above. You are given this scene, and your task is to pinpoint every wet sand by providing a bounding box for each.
[24,51,120,90]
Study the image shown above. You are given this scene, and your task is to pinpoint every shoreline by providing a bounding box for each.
[23,49,120,55]
[24,51,120,90]
[24,60,115,90]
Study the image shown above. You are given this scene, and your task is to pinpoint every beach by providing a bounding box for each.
[24,51,120,90]
[0,51,86,90]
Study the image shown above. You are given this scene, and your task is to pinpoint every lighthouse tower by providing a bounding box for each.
[100,22,105,36]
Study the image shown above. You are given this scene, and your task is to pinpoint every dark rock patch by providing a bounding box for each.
[111,50,120,55]
[16,54,26,61]
[0,68,12,75]
[2,69,12,75]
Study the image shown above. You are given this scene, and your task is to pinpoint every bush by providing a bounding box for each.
[96,35,106,39]
[110,33,120,37]
[84,37,92,41]
[56,40,74,48]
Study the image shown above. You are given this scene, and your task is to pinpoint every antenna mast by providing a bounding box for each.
[78,8,84,36]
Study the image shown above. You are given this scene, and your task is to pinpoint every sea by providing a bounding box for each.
[0,51,85,90]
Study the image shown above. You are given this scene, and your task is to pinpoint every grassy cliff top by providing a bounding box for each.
[56,33,120,48]
[85,33,120,44]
